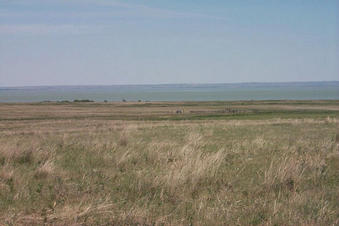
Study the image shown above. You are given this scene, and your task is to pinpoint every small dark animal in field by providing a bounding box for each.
[176,109,184,114]
[73,99,94,103]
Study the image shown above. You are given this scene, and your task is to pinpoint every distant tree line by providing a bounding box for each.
[73,99,94,102]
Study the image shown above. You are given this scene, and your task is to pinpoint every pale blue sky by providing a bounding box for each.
[0,0,338,86]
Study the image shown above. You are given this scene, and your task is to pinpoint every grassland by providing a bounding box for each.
[0,100,338,225]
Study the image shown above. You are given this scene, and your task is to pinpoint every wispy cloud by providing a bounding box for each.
[0,0,226,21]
[0,0,227,35]
[0,24,107,35]
[88,0,227,20]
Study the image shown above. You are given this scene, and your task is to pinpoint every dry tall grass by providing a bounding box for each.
[0,102,338,225]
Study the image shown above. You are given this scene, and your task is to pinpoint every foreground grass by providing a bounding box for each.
[0,101,338,225]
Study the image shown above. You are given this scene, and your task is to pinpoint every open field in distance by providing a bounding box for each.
[0,100,338,225]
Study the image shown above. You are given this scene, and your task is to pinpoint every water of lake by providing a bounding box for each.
[1,82,338,102]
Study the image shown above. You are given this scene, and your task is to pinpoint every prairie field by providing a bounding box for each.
[0,100,338,225]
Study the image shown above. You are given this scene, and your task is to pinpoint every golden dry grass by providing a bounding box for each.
[0,101,338,225]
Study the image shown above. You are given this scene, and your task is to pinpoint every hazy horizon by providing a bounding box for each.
[1,0,338,87]
[1,80,339,89]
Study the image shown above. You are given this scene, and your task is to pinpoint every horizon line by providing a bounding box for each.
[1,80,339,89]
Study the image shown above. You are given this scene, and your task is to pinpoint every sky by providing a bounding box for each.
[0,0,338,86]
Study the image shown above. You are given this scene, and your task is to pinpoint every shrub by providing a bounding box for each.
[73,99,94,102]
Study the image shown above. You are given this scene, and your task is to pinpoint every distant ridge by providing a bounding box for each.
[1,81,339,89]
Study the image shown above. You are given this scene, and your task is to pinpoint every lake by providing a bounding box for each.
[0,82,338,102]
